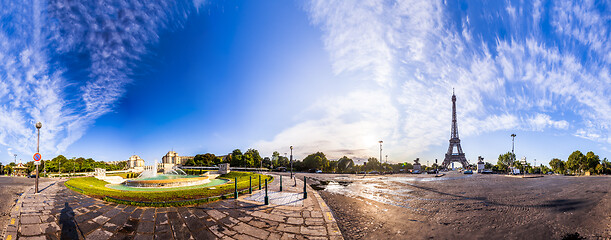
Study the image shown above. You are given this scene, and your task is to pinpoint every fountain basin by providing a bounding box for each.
[124,174,211,188]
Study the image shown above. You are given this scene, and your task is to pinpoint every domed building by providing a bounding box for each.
[127,155,145,171]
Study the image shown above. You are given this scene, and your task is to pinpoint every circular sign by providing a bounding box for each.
[33,153,42,162]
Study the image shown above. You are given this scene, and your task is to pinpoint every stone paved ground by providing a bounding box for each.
[3,174,343,240]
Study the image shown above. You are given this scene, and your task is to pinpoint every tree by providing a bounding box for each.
[595,164,604,174]
[262,157,272,169]
[302,152,329,171]
[365,157,381,172]
[337,156,355,173]
[549,158,565,174]
[183,158,196,166]
[566,151,585,173]
[498,152,516,167]
[244,149,262,168]
[193,153,217,166]
[584,151,600,172]
[230,149,243,167]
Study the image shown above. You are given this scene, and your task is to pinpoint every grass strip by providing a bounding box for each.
[64,172,272,204]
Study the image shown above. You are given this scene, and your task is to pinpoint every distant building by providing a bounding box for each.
[162,151,194,166]
[128,155,145,169]
[107,161,125,165]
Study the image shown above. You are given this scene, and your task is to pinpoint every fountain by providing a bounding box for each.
[121,161,219,188]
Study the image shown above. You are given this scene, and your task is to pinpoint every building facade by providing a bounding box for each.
[128,155,145,169]
[162,151,194,166]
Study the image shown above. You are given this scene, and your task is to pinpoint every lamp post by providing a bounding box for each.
[511,134,516,166]
[378,140,383,166]
[35,122,41,194]
[290,146,293,179]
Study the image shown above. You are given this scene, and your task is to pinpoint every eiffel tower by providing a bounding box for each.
[441,89,469,169]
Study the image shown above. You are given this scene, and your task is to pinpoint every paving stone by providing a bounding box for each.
[310,211,323,218]
[102,208,122,218]
[156,224,171,233]
[191,228,218,240]
[268,232,282,240]
[141,209,156,221]
[134,234,154,240]
[207,209,227,220]
[137,221,155,233]
[20,224,43,236]
[123,206,137,213]
[79,220,102,235]
[201,217,217,228]
[155,212,169,225]
[86,229,113,240]
[21,215,41,224]
[305,218,324,226]
[248,220,275,229]
[117,218,139,235]
[183,214,203,231]
[130,208,144,219]
[287,217,304,225]
[190,208,208,218]
[300,226,327,236]
[92,215,110,225]
[18,236,46,240]
[155,230,173,240]
[102,212,129,232]
[214,223,237,236]
[233,234,259,240]
[40,215,56,223]
[40,222,61,234]
[277,223,301,234]
[233,222,270,239]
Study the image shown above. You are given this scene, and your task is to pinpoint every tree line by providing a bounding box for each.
[491,150,609,175]
[1,155,127,175]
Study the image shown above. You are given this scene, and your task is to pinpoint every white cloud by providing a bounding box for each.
[527,113,569,131]
[0,0,205,159]
[255,0,610,162]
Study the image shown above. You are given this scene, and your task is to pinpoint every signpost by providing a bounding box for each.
[35,122,42,194]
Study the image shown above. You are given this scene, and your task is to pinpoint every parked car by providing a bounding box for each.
[481,169,493,174]
[411,170,421,174]
[463,170,473,174]
[315,170,322,173]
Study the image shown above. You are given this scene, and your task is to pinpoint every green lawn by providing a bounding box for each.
[64,172,272,206]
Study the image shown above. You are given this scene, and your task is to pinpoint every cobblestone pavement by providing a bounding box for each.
[4,174,343,240]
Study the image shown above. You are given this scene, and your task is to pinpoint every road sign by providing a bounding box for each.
[33,153,41,162]
[34,161,41,165]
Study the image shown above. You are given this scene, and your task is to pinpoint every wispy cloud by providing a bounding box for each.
[256,0,610,160]
[0,0,204,159]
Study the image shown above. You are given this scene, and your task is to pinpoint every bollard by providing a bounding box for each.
[264,179,269,205]
[249,176,252,194]
[259,176,262,190]
[303,176,307,199]
[234,177,238,199]
[280,175,282,192]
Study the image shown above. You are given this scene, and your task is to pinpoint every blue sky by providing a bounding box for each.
[0,0,609,166]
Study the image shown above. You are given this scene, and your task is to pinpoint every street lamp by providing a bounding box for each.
[511,134,516,164]
[35,122,42,194]
[378,140,383,164]
[290,146,293,179]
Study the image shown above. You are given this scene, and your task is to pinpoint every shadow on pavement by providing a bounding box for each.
[59,202,82,240]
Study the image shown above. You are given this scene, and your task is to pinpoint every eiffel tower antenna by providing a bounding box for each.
[442,91,469,169]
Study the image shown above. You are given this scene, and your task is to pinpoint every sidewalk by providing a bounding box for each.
[4,174,343,240]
